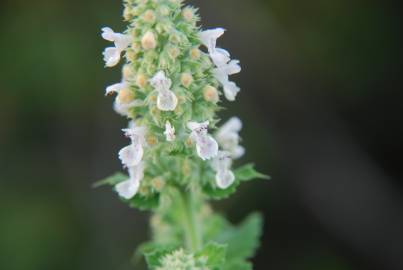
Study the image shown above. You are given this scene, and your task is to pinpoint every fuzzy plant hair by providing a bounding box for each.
[96,0,269,269]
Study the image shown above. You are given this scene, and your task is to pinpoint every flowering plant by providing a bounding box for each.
[96,0,269,269]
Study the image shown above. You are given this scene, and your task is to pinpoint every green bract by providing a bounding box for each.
[97,0,269,269]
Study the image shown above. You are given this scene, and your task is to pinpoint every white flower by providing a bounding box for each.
[118,125,146,167]
[200,28,242,101]
[187,121,218,160]
[105,82,128,95]
[164,121,176,142]
[119,143,144,167]
[101,27,132,67]
[150,71,178,111]
[216,117,245,159]
[123,125,147,145]
[212,151,235,189]
[199,28,225,53]
[103,47,121,67]
[113,99,143,117]
[115,163,144,199]
[213,70,240,101]
[102,27,132,51]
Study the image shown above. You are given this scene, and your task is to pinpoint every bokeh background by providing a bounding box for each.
[1,0,402,269]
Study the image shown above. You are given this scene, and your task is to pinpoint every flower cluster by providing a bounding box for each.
[98,1,267,269]
[101,0,245,200]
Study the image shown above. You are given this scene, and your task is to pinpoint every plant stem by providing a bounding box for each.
[179,188,203,252]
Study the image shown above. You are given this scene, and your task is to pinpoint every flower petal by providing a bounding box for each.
[199,28,225,51]
[103,47,121,67]
[216,169,235,189]
[196,135,218,160]
[105,82,125,95]
[118,144,143,167]
[116,179,139,199]
[164,121,176,142]
[101,27,115,42]
[157,90,178,111]
[150,71,172,92]
[223,81,240,101]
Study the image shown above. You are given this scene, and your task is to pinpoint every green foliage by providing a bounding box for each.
[202,213,263,269]
[216,213,263,260]
[92,172,127,188]
[143,245,177,269]
[128,194,160,211]
[235,163,271,182]
[196,242,227,268]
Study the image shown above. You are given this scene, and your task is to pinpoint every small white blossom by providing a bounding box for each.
[212,151,235,189]
[199,28,225,53]
[105,82,128,95]
[119,125,146,167]
[115,163,144,199]
[216,117,245,159]
[213,70,240,101]
[164,121,176,142]
[113,99,143,117]
[119,143,144,167]
[150,71,178,111]
[102,27,132,51]
[103,47,121,67]
[101,27,132,67]
[200,28,242,101]
[187,121,218,160]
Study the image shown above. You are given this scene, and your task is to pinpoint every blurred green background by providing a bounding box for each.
[1,0,402,269]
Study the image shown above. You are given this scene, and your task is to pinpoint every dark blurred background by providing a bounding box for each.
[1,0,402,269]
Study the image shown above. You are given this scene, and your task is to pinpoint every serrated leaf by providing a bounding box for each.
[92,172,127,188]
[196,242,227,268]
[128,194,160,211]
[215,213,263,260]
[143,245,176,269]
[235,164,270,182]
[202,181,240,200]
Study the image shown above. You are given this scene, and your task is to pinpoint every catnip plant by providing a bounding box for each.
[96,0,269,269]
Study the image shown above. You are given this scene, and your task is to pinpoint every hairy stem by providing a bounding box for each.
[179,188,203,252]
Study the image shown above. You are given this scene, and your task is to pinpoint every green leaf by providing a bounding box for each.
[143,245,176,269]
[196,242,227,268]
[128,194,160,211]
[202,181,240,200]
[92,172,127,188]
[235,164,270,182]
[215,213,263,260]
[223,260,252,270]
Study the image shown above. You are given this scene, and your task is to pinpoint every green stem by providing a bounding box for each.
[179,188,203,252]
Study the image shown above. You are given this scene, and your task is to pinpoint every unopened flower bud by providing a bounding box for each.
[117,88,135,104]
[182,7,194,22]
[141,31,157,50]
[181,73,193,88]
[159,6,170,16]
[203,85,219,103]
[146,135,158,146]
[139,185,150,196]
[126,50,137,62]
[136,74,148,88]
[123,7,133,21]
[169,33,181,44]
[143,10,156,23]
[190,47,201,60]
[122,65,135,80]
[151,177,165,191]
[168,46,180,59]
